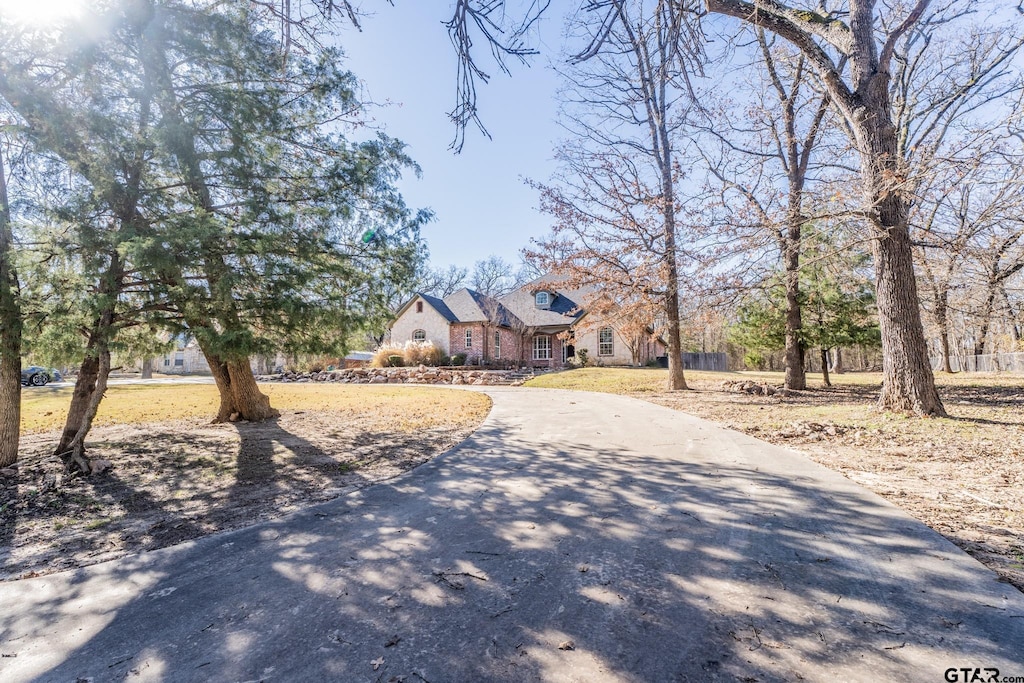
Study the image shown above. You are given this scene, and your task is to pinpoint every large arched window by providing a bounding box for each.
[412,329,426,342]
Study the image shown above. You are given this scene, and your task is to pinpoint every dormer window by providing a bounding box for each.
[535,291,550,307]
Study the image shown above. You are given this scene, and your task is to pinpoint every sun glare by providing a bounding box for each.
[0,0,86,25]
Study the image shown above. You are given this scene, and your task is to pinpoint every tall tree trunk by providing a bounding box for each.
[0,145,21,468]
[820,347,831,387]
[832,347,844,374]
[58,347,111,474]
[1003,285,1021,346]
[54,253,124,456]
[783,219,806,390]
[658,56,686,389]
[974,282,998,358]
[935,294,954,373]
[141,358,153,379]
[196,338,279,423]
[55,354,100,456]
[856,90,946,415]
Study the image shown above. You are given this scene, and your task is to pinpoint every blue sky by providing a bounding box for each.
[338,4,568,271]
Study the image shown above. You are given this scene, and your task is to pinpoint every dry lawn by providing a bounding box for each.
[526,367,1024,591]
[2,384,491,579]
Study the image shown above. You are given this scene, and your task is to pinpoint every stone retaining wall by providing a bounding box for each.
[258,366,525,386]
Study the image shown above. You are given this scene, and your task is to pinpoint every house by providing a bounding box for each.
[389,276,665,368]
[156,336,210,374]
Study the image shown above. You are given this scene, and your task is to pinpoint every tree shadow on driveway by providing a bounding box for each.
[4,390,1024,682]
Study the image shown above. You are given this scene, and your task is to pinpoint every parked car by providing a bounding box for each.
[20,366,51,387]
[50,368,63,382]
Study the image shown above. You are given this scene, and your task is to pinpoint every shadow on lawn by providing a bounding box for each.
[0,418,343,577]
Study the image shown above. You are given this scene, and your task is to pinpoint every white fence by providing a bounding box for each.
[930,352,1024,373]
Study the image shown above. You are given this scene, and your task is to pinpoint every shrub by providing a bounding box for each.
[372,343,406,367]
[576,348,590,367]
[450,352,467,366]
[402,340,445,366]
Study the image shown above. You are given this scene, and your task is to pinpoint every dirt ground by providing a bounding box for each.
[1,402,489,580]
[644,376,1024,593]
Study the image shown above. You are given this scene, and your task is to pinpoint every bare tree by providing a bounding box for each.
[698,0,1024,415]
[912,150,1024,371]
[470,255,520,297]
[529,0,703,390]
[420,264,469,298]
[970,222,1024,357]
[699,29,838,390]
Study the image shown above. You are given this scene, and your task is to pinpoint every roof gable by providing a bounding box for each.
[499,276,593,328]
[443,288,521,327]
[391,292,458,326]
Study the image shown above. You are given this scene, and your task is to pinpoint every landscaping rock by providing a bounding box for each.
[257,365,525,387]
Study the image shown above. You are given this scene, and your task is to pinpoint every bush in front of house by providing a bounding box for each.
[373,341,447,367]
[372,343,406,367]
[403,341,445,366]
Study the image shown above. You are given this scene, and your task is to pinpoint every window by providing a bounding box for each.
[599,328,614,356]
[535,291,549,307]
[174,352,185,367]
[533,335,551,360]
[416,301,423,313]
[494,330,501,359]
[413,329,426,342]
[163,358,170,367]
[465,329,473,348]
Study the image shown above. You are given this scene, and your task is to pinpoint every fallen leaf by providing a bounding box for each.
[558,640,575,651]
[371,656,385,671]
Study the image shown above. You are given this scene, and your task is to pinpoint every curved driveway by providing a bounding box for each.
[2,387,1022,682]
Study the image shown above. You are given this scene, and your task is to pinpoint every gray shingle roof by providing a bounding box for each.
[394,277,595,331]
[419,293,457,322]
[498,276,593,328]
[440,289,521,327]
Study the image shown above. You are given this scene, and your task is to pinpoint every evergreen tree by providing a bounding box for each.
[0,1,424,469]
[731,231,880,384]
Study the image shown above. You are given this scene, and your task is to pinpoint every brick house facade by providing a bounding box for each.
[389,277,665,368]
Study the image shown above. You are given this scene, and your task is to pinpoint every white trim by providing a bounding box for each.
[598,327,614,356]
[494,330,501,359]
[535,291,549,306]
[533,335,551,360]
[465,328,473,348]
[412,329,426,342]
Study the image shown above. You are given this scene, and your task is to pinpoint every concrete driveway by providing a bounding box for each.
[1,387,1022,682]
